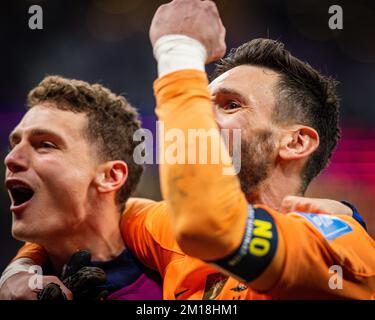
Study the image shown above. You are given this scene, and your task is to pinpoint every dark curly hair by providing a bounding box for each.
[214,38,341,192]
[27,75,143,211]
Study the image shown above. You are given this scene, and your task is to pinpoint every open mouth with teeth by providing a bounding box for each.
[8,185,35,207]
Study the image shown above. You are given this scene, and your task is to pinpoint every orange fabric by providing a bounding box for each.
[122,198,271,300]
[14,242,48,266]
[255,205,375,299]
[154,70,248,260]
[12,69,375,299]
[13,197,375,299]
[123,198,375,299]
[152,69,375,299]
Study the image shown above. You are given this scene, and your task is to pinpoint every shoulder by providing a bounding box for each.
[122,197,169,227]
[121,198,182,253]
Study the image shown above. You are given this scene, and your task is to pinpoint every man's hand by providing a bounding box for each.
[0,272,72,300]
[37,250,107,300]
[62,266,107,300]
[280,196,353,217]
[0,250,106,300]
[37,266,107,300]
[150,0,226,63]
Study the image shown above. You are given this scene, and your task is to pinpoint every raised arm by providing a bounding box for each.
[150,0,375,299]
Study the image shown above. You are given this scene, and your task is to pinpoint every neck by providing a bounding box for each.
[42,203,125,274]
[249,163,303,211]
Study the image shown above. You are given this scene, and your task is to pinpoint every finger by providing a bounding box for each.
[42,277,73,300]
[280,197,293,213]
[59,284,73,300]
[287,197,313,213]
[63,266,106,300]
[37,283,66,300]
[284,195,302,202]
[280,195,300,213]
[61,250,91,280]
[288,202,298,212]
[294,202,309,212]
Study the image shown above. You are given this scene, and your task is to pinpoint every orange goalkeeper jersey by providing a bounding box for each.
[16,197,375,299]
[122,198,375,299]
[14,70,375,299]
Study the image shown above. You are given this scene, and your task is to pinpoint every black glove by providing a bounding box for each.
[63,265,107,300]
[37,282,66,300]
[37,250,107,300]
[60,249,91,279]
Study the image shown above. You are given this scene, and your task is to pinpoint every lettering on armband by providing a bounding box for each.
[249,218,273,257]
[211,205,278,282]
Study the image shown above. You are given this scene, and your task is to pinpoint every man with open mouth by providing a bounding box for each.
[1,76,162,300]
[0,0,373,301]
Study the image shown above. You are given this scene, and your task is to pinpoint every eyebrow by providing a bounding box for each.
[212,87,251,106]
[9,128,66,146]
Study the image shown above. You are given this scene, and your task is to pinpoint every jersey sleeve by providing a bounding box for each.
[153,69,375,299]
[121,198,184,278]
[13,242,48,266]
[153,70,248,261]
[248,205,375,299]
[207,204,375,299]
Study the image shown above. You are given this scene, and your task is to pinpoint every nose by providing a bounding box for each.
[4,145,29,173]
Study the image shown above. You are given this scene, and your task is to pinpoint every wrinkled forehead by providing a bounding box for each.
[209,65,280,111]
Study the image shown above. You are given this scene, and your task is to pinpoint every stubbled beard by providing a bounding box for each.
[236,129,276,202]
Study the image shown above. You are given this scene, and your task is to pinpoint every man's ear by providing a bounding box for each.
[94,161,128,194]
[279,126,319,161]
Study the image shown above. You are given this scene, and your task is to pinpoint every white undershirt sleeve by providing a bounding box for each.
[153,34,207,78]
[0,258,34,288]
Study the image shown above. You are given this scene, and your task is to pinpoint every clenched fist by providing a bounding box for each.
[150,0,226,63]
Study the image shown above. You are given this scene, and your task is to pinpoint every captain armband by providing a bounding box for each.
[210,205,278,283]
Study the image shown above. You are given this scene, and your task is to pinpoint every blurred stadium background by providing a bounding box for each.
[0,0,374,271]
